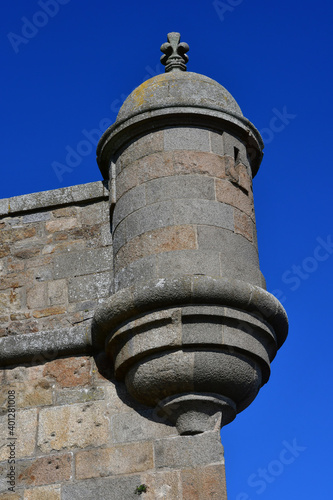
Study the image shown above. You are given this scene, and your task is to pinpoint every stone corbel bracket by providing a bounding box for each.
[92,276,288,435]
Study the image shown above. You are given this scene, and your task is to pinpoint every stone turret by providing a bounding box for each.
[93,32,288,435]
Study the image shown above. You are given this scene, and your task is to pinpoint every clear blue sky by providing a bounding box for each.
[1,1,333,498]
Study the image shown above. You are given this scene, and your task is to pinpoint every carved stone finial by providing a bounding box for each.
[160,32,189,72]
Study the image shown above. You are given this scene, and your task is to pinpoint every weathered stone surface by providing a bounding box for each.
[0,379,52,409]
[26,284,47,310]
[0,364,44,385]
[4,258,25,274]
[43,357,91,388]
[47,280,68,306]
[12,249,40,260]
[0,409,37,460]
[41,240,86,256]
[173,150,230,178]
[156,250,220,278]
[115,226,197,271]
[9,313,30,321]
[118,131,164,171]
[123,198,234,243]
[124,348,195,407]
[22,212,51,224]
[114,254,157,291]
[225,160,241,184]
[115,149,235,199]
[23,484,61,500]
[181,464,227,499]
[55,386,104,405]
[79,201,108,225]
[0,182,108,216]
[0,493,22,499]
[17,453,72,487]
[116,72,243,125]
[112,222,127,255]
[54,248,112,279]
[0,244,10,258]
[223,131,249,166]
[140,470,181,500]
[164,126,210,152]
[66,226,100,243]
[25,255,52,270]
[51,232,68,241]
[113,184,146,228]
[116,152,174,199]
[0,463,9,494]
[210,130,224,156]
[0,272,34,294]
[234,208,254,242]
[125,201,174,240]
[0,290,22,311]
[102,382,149,416]
[94,275,286,339]
[0,216,21,227]
[173,199,234,231]
[52,207,77,218]
[182,314,222,345]
[111,411,176,444]
[0,227,36,245]
[70,299,97,313]
[192,350,261,410]
[216,178,254,218]
[62,475,140,500]
[154,431,224,469]
[76,441,154,479]
[145,174,215,204]
[5,320,39,336]
[68,273,111,302]
[32,307,66,319]
[196,225,261,285]
[100,223,112,246]
[38,401,108,452]
[113,310,182,376]
[0,328,91,367]
[237,163,253,193]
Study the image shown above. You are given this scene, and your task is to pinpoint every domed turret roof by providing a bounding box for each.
[97,32,263,179]
[116,71,243,124]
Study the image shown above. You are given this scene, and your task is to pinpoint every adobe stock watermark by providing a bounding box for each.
[272,235,333,304]
[235,438,306,499]
[260,107,296,145]
[7,0,71,54]
[213,0,245,22]
[51,119,114,182]
[51,63,161,183]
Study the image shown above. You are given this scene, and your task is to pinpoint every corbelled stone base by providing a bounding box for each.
[93,275,288,434]
[156,393,236,435]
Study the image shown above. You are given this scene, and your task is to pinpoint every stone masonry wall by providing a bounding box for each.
[0,181,112,344]
[0,355,227,499]
[0,181,227,499]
